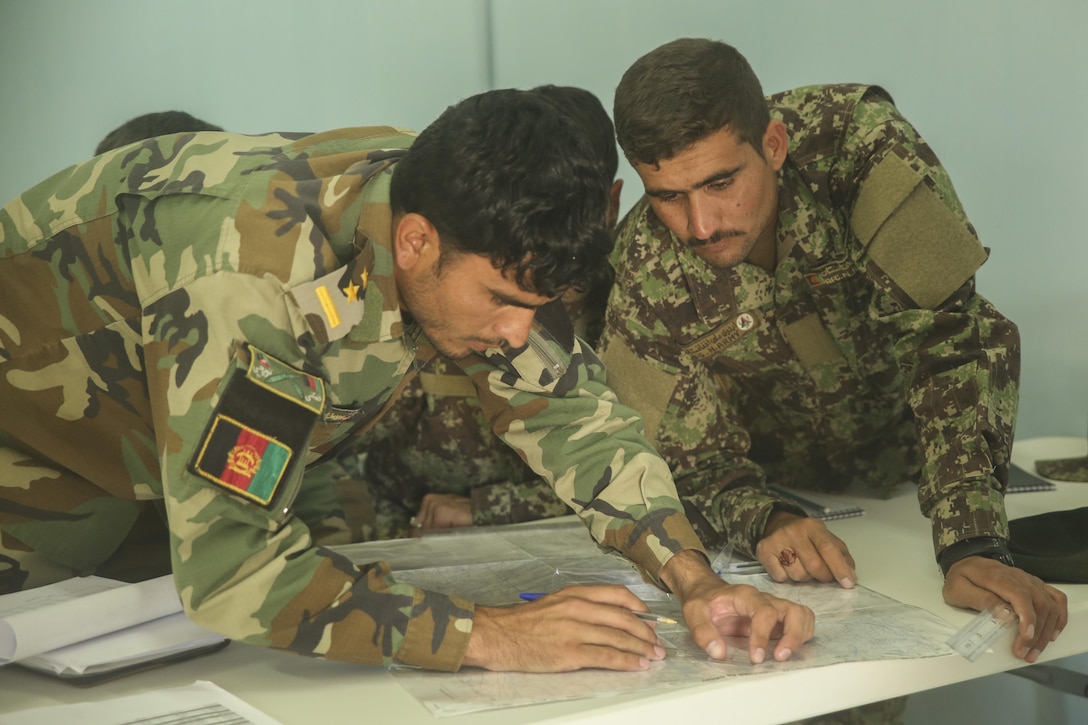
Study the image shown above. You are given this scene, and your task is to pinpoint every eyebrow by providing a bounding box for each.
[489,287,544,310]
[645,164,744,198]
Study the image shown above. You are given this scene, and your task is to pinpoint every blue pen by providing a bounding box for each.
[518,592,678,624]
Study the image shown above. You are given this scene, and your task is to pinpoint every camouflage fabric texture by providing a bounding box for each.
[1034,456,1088,482]
[600,85,1019,561]
[346,287,609,539]
[0,128,703,671]
[341,353,572,540]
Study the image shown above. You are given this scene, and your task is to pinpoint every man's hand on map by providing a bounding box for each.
[756,511,857,588]
[660,550,815,664]
[411,493,473,533]
[942,557,1068,663]
[462,585,666,672]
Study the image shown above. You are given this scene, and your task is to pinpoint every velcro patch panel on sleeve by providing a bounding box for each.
[190,348,323,508]
[851,154,986,309]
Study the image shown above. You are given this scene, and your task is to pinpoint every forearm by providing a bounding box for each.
[894,292,1018,556]
[462,339,704,582]
[470,479,573,526]
[168,496,474,669]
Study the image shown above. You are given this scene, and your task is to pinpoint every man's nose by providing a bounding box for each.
[688,194,717,241]
[494,306,537,349]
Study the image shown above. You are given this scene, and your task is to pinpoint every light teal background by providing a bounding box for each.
[0,2,1085,720]
[1,0,1083,446]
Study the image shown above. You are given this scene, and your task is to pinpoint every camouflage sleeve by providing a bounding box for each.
[148,248,471,671]
[457,329,706,586]
[469,478,573,526]
[838,91,1017,557]
[600,222,803,559]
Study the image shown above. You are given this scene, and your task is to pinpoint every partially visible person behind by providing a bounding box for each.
[346,84,624,538]
[95,110,223,155]
[600,37,1067,668]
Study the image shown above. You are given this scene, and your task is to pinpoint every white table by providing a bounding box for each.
[1,437,1085,724]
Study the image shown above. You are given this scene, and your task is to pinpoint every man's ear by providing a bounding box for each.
[762,119,788,171]
[606,179,624,230]
[393,212,440,271]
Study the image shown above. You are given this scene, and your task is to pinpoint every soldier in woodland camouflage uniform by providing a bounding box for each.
[352,85,623,538]
[601,38,1067,678]
[0,88,815,673]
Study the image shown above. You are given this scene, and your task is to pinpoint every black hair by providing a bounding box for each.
[390,89,612,298]
[614,38,769,166]
[532,85,618,180]
[95,111,223,155]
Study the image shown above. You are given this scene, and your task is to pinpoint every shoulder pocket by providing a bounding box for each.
[852,153,986,309]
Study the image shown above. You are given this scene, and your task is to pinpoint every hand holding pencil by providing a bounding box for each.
[463,585,668,672]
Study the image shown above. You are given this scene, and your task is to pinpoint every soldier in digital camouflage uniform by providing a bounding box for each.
[96,110,224,156]
[600,37,1067,685]
[349,85,623,539]
[0,88,815,673]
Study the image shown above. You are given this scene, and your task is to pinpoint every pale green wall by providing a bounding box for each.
[2,1,1082,445]
[1,2,1085,427]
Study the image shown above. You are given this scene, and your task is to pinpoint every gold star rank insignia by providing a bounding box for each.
[360,267,369,290]
[342,279,361,302]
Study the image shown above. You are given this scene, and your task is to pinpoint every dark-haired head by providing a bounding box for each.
[95,110,223,156]
[390,89,612,298]
[614,38,769,166]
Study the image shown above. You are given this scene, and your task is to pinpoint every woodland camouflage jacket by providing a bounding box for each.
[0,128,702,670]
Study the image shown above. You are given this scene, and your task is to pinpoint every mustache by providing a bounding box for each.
[689,230,744,248]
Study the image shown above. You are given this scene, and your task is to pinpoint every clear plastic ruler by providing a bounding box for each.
[947,605,1019,661]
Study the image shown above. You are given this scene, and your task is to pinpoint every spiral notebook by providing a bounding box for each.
[768,486,865,521]
[1006,463,1058,493]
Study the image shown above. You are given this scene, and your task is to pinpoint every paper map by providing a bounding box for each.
[334,520,956,716]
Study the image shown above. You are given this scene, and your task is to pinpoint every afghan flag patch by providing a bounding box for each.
[193,414,293,505]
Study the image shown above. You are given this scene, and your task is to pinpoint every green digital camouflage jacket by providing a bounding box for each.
[346,353,572,540]
[600,85,1019,561]
[0,128,702,671]
[351,294,610,539]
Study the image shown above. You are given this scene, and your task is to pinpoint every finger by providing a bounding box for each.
[756,540,793,583]
[1049,585,1070,640]
[542,588,661,646]
[574,618,666,660]
[736,595,813,664]
[1022,583,1067,661]
[810,535,857,588]
[744,604,777,663]
[682,602,729,660]
[772,602,816,662]
[788,538,835,583]
[777,523,856,586]
[998,586,1040,660]
[577,644,654,672]
[775,546,812,583]
[543,600,666,660]
[1024,601,1056,663]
